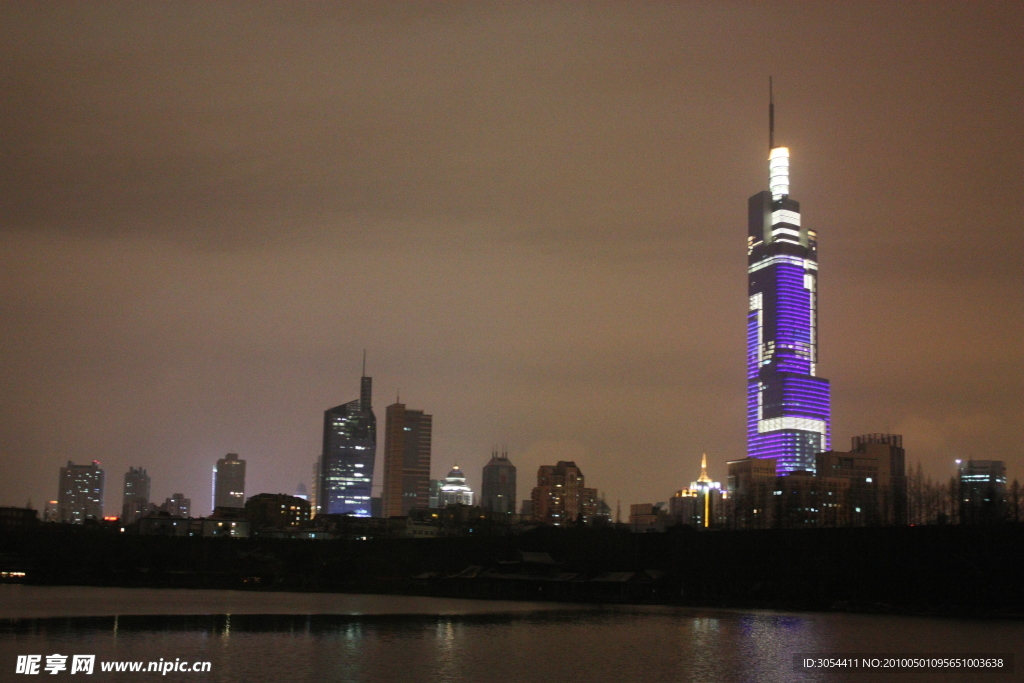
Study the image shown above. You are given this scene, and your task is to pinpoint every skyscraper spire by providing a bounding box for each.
[362,349,366,377]
[697,453,712,484]
[769,76,775,150]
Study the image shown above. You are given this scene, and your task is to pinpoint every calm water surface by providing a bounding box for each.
[1,586,1020,682]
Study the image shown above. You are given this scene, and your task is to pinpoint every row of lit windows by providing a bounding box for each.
[771,209,801,227]
[748,254,817,274]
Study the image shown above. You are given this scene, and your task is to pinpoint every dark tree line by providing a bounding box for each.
[906,461,1021,525]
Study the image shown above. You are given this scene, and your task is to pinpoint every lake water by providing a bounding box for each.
[1,586,1021,682]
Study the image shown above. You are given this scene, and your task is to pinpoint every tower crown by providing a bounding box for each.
[769,146,790,200]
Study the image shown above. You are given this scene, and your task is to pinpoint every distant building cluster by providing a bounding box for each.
[626,441,1018,532]
[728,434,907,529]
[30,366,583,540]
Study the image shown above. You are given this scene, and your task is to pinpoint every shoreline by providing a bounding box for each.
[2,582,1021,622]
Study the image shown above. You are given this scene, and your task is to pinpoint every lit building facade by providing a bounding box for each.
[161,493,191,518]
[728,433,907,529]
[318,373,377,517]
[958,459,1007,524]
[58,460,105,524]
[438,465,474,507]
[747,93,830,473]
[121,466,151,524]
[381,402,432,517]
[530,461,598,526]
[818,433,907,526]
[245,493,311,530]
[669,454,727,528]
[43,501,59,523]
[212,453,246,511]
[481,449,516,515]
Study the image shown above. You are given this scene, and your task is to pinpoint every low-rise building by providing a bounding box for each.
[138,512,189,536]
[0,507,38,532]
[244,493,311,530]
[201,505,251,536]
[629,503,668,532]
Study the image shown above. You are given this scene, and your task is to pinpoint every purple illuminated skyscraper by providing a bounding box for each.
[746,86,831,473]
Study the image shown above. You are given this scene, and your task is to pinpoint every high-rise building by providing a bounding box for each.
[121,466,151,524]
[318,370,376,517]
[381,402,432,517]
[747,86,831,472]
[827,433,907,525]
[669,454,728,528]
[958,459,1007,524]
[212,453,246,511]
[530,461,598,526]
[57,461,104,524]
[438,465,474,507]
[161,493,191,518]
[481,449,516,515]
[725,456,778,529]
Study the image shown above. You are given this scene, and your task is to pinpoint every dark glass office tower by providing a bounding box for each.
[746,91,831,473]
[121,466,151,524]
[212,453,246,511]
[481,449,516,514]
[318,373,376,517]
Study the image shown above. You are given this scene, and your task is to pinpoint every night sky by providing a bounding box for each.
[2,2,1021,514]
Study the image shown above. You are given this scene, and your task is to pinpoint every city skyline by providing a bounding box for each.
[1,2,1021,512]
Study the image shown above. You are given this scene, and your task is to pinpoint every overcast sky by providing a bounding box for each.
[1,2,1021,514]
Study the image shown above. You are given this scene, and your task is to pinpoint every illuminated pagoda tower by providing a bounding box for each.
[746,81,831,473]
[317,354,377,517]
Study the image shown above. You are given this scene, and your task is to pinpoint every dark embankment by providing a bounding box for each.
[2,524,1022,616]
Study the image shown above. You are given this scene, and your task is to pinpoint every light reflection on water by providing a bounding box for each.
[1,594,1021,682]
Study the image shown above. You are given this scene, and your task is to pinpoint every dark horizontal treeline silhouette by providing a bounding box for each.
[2,523,1023,616]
